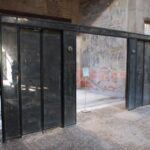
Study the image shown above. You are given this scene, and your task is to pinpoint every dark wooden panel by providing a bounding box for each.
[20,29,41,134]
[43,30,61,129]
[1,26,20,139]
[135,41,144,107]
[126,39,137,110]
[63,31,76,126]
[143,42,150,105]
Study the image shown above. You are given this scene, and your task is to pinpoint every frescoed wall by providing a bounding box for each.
[77,0,128,97]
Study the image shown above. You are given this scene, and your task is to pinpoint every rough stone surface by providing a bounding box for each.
[0,103,150,150]
[77,0,128,95]
[0,0,79,23]
[80,0,128,31]
[77,0,150,92]
[128,0,150,34]
[77,34,127,97]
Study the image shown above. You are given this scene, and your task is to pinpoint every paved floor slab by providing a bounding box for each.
[0,102,150,150]
[77,89,124,111]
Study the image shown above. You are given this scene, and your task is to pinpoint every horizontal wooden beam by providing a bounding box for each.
[1,14,150,41]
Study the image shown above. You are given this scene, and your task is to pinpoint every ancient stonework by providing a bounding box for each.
[77,0,128,97]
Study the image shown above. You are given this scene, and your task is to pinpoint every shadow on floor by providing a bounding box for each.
[0,126,111,150]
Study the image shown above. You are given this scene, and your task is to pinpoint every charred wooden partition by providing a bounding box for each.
[0,15,76,141]
[0,14,150,142]
[127,39,150,110]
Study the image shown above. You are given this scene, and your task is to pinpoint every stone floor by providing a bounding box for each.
[77,89,124,111]
[0,102,150,150]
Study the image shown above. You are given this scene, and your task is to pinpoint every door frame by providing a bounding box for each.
[0,13,150,142]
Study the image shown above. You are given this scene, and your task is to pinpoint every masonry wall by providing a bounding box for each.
[0,0,79,23]
[77,0,128,97]
[128,0,150,34]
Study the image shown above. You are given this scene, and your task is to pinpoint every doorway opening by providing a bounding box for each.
[76,33,127,112]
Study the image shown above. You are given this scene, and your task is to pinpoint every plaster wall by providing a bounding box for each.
[77,0,128,97]
[128,0,150,34]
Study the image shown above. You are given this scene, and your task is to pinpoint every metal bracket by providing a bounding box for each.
[67,46,73,53]
[132,49,136,54]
